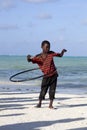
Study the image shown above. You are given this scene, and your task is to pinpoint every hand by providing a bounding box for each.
[62,49,67,52]
[27,55,32,62]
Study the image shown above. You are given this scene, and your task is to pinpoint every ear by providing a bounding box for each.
[41,45,43,48]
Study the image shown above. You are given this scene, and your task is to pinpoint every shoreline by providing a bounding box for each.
[0,83,87,95]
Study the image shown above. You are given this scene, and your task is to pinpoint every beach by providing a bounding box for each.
[0,56,87,130]
[0,88,87,130]
[1,0,87,129]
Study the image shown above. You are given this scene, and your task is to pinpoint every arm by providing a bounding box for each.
[51,49,67,57]
[27,55,32,62]
[57,49,67,57]
[27,55,42,64]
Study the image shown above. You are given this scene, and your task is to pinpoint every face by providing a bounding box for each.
[42,43,50,53]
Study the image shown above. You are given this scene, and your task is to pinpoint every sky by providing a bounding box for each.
[0,0,87,56]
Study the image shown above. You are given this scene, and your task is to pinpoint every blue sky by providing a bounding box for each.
[0,0,87,56]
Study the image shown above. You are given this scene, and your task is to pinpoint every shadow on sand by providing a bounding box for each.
[0,118,85,130]
[68,127,87,130]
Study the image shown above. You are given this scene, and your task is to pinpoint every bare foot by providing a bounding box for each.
[35,104,41,108]
[49,106,54,109]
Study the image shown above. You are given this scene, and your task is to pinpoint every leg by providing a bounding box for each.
[36,99,42,108]
[49,75,57,108]
[49,100,53,109]
[36,77,49,108]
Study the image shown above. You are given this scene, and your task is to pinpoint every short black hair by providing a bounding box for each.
[41,40,50,47]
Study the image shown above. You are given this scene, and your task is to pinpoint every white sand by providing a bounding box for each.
[0,91,87,130]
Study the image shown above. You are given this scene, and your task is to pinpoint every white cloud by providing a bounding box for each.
[37,13,52,20]
[0,0,58,10]
[58,27,66,32]
[0,24,19,30]
[82,19,87,26]
[28,22,37,28]
[23,0,48,2]
[0,0,15,10]
[22,0,58,3]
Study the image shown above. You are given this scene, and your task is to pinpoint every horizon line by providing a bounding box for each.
[0,55,87,57]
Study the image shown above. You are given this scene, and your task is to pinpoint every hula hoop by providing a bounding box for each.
[9,68,44,82]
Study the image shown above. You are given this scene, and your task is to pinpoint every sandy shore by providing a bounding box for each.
[0,90,87,130]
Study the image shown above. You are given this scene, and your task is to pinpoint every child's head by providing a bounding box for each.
[41,40,50,53]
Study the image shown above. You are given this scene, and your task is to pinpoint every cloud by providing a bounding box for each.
[28,22,37,28]
[0,0,58,10]
[37,13,52,20]
[0,24,19,30]
[22,0,58,3]
[0,0,15,10]
[59,27,66,32]
[82,19,87,26]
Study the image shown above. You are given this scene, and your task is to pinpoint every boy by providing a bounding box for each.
[27,40,67,109]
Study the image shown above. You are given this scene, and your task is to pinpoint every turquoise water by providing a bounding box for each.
[0,55,87,89]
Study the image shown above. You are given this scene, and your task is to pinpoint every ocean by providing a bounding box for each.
[0,55,87,93]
